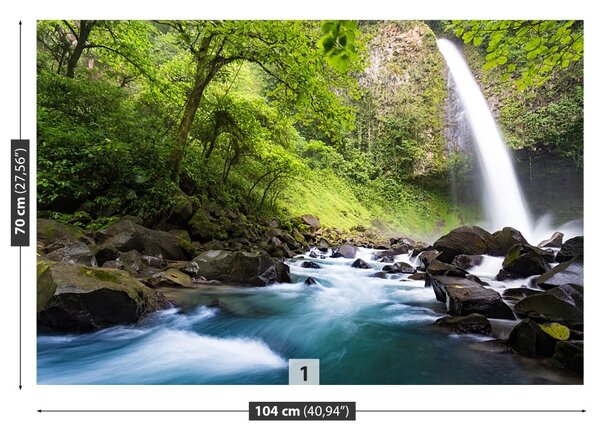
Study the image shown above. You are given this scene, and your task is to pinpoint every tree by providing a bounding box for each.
[159,20,362,181]
[447,20,583,89]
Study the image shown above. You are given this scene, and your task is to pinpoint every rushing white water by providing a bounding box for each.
[437,39,533,236]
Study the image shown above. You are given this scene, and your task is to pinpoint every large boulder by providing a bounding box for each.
[434,313,492,335]
[430,276,515,320]
[506,319,559,357]
[45,241,97,266]
[183,250,290,286]
[169,192,194,225]
[513,293,583,327]
[37,261,169,331]
[433,226,500,263]
[538,232,564,249]
[372,246,411,262]
[555,236,583,262]
[332,244,357,259]
[502,244,550,277]
[300,261,321,269]
[186,208,226,242]
[536,257,583,289]
[546,284,583,311]
[492,227,528,255]
[97,218,189,260]
[551,340,583,375]
[502,287,542,302]
[416,249,440,269]
[37,218,93,248]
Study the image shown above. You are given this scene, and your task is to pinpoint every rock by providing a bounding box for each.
[502,244,550,277]
[369,272,388,279]
[116,250,144,273]
[183,250,290,286]
[151,268,193,287]
[374,255,394,263]
[546,284,583,311]
[411,242,433,258]
[383,262,416,274]
[37,261,169,331]
[513,293,583,327]
[331,244,357,259]
[390,236,416,248]
[426,259,468,277]
[502,287,542,301]
[551,341,583,375]
[141,255,167,269]
[555,236,583,262]
[536,257,583,289]
[37,218,93,248]
[430,276,515,320]
[506,319,558,357]
[102,260,121,269]
[416,250,440,269]
[452,254,484,270]
[408,272,426,280]
[46,242,97,266]
[186,208,225,242]
[492,227,529,255]
[495,269,521,281]
[299,214,321,231]
[98,218,189,260]
[465,274,489,286]
[434,314,492,335]
[538,232,564,249]
[372,247,411,262]
[300,261,321,269]
[203,240,225,251]
[433,226,500,263]
[93,246,121,266]
[304,277,318,286]
[351,258,372,269]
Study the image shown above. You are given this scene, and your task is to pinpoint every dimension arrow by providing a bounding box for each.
[18,20,23,391]
[37,409,586,414]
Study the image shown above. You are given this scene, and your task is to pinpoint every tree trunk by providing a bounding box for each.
[65,20,94,78]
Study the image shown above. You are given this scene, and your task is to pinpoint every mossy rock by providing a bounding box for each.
[37,262,168,331]
[37,218,91,246]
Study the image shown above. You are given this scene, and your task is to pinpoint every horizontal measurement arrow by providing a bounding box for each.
[38,409,585,413]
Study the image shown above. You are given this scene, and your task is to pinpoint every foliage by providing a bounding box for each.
[318,20,360,72]
[448,20,583,89]
[540,322,570,341]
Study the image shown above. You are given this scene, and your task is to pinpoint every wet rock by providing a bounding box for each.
[304,277,318,286]
[93,246,121,266]
[502,244,551,277]
[416,250,440,269]
[506,319,558,357]
[300,261,321,269]
[351,258,372,269]
[546,284,583,311]
[149,268,193,287]
[383,262,416,274]
[492,227,529,255]
[434,313,492,335]
[141,255,167,269]
[495,269,521,281]
[390,236,416,248]
[502,287,543,301]
[369,272,388,279]
[433,226,500,263]
[513,293,583,327]
[46,242,97,266]
[551,340,583,375]
[536,257,583,289]
[331,244,357,259]
[183,250,290,286]
[408,272,426,280]
[374,255,394,263]
[426,259,468,277]
[411,242,433,258]
[538,232,564,249]
[430,276,515,320]
[97,218,189,260]
[555,236,583,262]
[452,254,484,270]
[37,261,168,332]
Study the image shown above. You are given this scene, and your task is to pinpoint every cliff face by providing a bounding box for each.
[355,21,448,182]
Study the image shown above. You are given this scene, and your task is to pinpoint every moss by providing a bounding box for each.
[80,267,120,283]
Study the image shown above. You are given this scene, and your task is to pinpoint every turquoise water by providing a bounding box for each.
[38,249,576,384]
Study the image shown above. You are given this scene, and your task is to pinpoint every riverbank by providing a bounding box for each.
[37,214,583,383]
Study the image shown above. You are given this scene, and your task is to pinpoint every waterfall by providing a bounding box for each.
[437,39,533,236]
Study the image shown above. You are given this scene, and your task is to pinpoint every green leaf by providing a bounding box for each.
[497,55,508,65]
[540,322,570,341]
[473,36,483,47]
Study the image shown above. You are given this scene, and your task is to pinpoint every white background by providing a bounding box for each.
[0,1,597,434]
